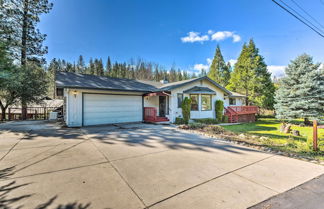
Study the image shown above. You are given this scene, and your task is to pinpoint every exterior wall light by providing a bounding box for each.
[72,90,78,97]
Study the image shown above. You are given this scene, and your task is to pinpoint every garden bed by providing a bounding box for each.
[178,118,324,163]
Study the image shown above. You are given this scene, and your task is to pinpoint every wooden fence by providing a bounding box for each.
[1,107,59,121]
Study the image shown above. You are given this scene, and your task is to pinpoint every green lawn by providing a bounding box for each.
[222,118,324,160]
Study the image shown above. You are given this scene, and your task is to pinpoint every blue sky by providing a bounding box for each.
[39,0,324,77]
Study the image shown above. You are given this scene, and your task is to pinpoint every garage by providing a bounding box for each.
[83,94,143,126]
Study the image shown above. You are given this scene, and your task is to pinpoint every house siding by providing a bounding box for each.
[169,79,229,123]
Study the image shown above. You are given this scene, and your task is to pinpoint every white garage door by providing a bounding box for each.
[83,94,143,126]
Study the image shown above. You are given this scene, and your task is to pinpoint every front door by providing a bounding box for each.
[159,96,166,117]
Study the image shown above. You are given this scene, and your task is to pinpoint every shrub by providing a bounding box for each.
[222,115,229,123]
[193,118,218,124]
[188,123,205,130]
[175,117,185,124]
[215,100,224,122]
[181,97,192,124]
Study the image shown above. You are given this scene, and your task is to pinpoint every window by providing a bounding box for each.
[229,98,236,105]
[190,94,199,111]
[56,88,64,97]
[201,95,212,111]
[177,93,183,108]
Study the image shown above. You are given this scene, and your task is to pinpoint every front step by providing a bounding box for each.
[156,117,169,122]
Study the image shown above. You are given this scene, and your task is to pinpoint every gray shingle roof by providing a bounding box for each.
[55,72,242,97]
[183,86,216,94]
[229,91,246,98]
[55,72,159,92]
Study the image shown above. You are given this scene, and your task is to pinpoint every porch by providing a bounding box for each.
[224,106,258,123]
[143,92,170,123]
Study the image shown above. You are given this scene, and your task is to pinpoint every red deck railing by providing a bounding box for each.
[228,106,258,115]
[144,107,157,122]
[224,106,258,123]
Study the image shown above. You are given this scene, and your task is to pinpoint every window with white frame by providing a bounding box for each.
[229,98,236,105]
[190,94,199,111]
[201,95,212,111]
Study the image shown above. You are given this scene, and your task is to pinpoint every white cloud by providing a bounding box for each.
[228,59,237,66]
[207,58,212,65]
[181,32,209,43]
[181,30,241,43]
[194,64,209,71]
[193,58,212,73]
[267,65,286,78]
[211,31,241,43]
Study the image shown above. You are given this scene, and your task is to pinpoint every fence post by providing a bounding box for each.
[313,120,318,151]
[8,108,11,121]
[44,107,46,120]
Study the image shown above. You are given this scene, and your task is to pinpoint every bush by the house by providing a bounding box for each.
[215,100,224,122]
[175,117,185,124]
[193,118,218,124]
[222,115,229,123]
[181,97,191,124]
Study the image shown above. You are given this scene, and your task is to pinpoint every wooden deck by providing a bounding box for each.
[225,106,258,123]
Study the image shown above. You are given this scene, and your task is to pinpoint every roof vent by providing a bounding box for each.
[160,80,168,84]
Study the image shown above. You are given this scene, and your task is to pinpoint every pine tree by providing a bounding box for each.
[0,0,53,65]
[88,58,95,75]
[200,69,207,77]
[95,58,104,76]
[177,69,183,81]
[208,45,227,86]
[228,39,275,108]
[275,54,324,121]
[105,56,112,76]
[76,55,85,73]
[222,62,231,87]
[0,0,52,119]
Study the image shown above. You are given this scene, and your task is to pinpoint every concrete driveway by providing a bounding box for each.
[0,121,324,209]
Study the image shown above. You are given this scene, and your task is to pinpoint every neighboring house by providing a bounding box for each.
[56,72,256,127]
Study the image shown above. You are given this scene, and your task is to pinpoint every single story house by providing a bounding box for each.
[55,72,257,127]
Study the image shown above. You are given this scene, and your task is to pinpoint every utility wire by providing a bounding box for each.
[272,0,324,38]
[290,0,324,31]
[277,0,324,34]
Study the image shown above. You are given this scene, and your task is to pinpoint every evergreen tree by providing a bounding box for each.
[275,54,324,121]
[95,58,104,76]
[177,69,183,81]
[208,45,227,86]
[88,58,95,75]
[0,42,19,120]
[76,55,85,73]
[228,39,275,108]
[105,56,112,76]
[222,62,231,87]
[0,0,53,65]
[0,0,52,119]
[199,69,207,77]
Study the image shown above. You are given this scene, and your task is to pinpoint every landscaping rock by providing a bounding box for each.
[260,136,269,140]
[292,130,300,136]
[239,134,246,138]
[284,124,292,133]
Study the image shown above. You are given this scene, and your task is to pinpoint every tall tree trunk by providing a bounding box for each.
[21,0,29,120]
[0,105,6,121]
[245,89,249,106]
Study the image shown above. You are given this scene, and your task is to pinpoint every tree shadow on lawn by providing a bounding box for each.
[0,166,91,209]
